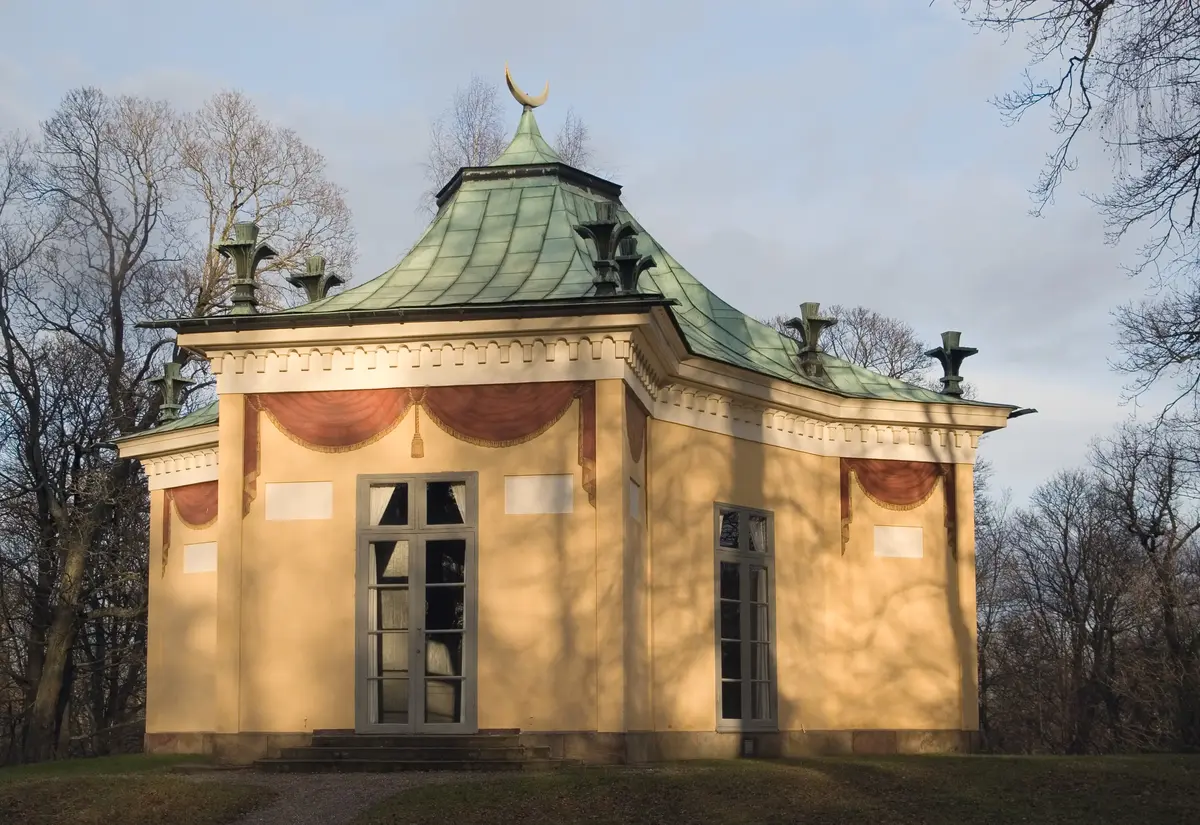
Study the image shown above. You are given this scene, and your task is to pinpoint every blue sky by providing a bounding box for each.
[1,0,1169,504]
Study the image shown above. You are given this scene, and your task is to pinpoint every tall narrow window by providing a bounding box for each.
[714,504,776,730]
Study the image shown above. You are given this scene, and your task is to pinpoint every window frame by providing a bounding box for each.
[354,473,479,734]
[356,472,478,535]
[713,502,779,733]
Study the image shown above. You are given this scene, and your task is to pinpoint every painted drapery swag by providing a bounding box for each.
[839,458,957,556]
[242,382,598,513]
[161,481,219,574]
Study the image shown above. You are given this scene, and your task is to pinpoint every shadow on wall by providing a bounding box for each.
[149,523,218,747]
[647,398,976,744]
[206,390,976,748]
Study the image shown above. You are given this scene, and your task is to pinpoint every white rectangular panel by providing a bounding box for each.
[504,474,573,515]
[265,481,334,521]
[183,542,217,574]
[874,525,923,558]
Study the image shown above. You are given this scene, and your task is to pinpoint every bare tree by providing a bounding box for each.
[554,108,593,170]
[1092,421,1200,750]
[421,75,600,211]
[974,457,1015,749]
[0,86,355,764]
[956,2,1200,412]
[767,304,937,386]
[175,91,356,314]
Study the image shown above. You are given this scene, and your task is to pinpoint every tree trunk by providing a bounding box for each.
[22,539,88,763]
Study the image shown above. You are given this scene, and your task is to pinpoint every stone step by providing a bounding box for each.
[310,728,519,737]
[255,758,571,774]
[309,734,522,750]
[277,745,550,762]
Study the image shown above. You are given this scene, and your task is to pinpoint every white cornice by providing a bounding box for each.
[154,309,1009,466]
[651,382,979,464]
[116,424,219,490]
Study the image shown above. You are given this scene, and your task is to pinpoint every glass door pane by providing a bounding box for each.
[426,481,467,525]
[368,484,409,526]
[422,537,467,724]
[368,539,412,725]
[748,565,772,722]
[716,557,774,726]
[718,561,742,720]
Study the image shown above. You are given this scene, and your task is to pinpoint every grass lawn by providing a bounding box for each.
[0,754,274,825]
[354,755,1200,825]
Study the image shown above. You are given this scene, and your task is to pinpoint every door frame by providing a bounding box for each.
[712,502,779,733]
[354,472,479,734]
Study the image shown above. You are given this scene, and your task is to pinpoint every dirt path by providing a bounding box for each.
[187,769,496,825]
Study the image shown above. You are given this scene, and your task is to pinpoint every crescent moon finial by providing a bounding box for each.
[505,63,549,110]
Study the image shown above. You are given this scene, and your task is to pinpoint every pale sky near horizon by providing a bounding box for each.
[0,1,1177,505]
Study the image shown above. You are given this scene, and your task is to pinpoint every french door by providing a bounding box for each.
[355,473,478,733]
[714,503,777,731]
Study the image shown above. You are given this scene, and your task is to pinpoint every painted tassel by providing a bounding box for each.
[411,405,425,458]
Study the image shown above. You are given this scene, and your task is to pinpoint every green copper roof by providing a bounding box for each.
[151,400,219,433]
[112,400,218,448]
[270,109,997,407]
[489,108,563,167]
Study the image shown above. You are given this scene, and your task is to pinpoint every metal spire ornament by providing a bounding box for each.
[151,362,193,424]
[504,63,549,110]
[575,201,637,297]
[924,331,978,397]
[286,254,344,302]
[218,221,277,315]
[785,302,838,380]
[613,235,656,295]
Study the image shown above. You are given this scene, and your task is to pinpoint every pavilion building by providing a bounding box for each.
[116,70,1020,763]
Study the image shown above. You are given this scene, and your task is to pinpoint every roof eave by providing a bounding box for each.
[435,162,622,208]
[114,422,219,458]
[137,295,680,334]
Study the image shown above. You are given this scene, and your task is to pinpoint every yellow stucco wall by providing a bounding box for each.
[144,379,978,739]
[647,418,976,733]
[146,490,218,734]
[237,392,599,734]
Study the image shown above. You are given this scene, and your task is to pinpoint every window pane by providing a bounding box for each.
[377,589,409,630]
[427,481,467,525]
[720,601,741,640]
[425,633,463,677]
[377,678,409,724]
[369,484,408,526]
[426,539,466,584]
[373,541,410,584]
[719,562,740,601]
[426,678,462,724]
[751,606,770,642]
[751,681,771,720]
[719,509,740,549]
[425,584,465,630]
[721,681,743,720]
[721,641,741,680]
[751,566,768,603]
[748,513,769,553]
[375,632,408,675]
[751,642,770,681]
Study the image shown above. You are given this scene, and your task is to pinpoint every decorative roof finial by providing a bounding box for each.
[287,254,344,302]
[218,221,277,315]
[924,330,978,397]
[575,201,636,297]
[505,63,549,110]
[613,235,656,295]
[785,302,838,381]
[151,362,193,424]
